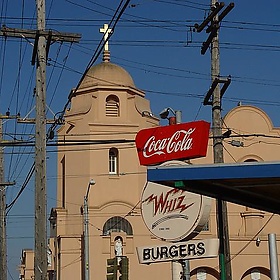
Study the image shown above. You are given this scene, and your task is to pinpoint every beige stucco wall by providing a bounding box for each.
[19,249,34,280]
[52,74,280,280]
[50,61,172,280]
[21,57,280,280]
[192,105,280,279]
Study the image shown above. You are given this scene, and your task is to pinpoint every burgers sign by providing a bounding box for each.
[136,238,219,264]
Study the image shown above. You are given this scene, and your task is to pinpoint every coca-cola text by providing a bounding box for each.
[143,128,195,158]
[135,121,210,165]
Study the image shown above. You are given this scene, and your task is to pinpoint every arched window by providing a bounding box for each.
[103,216,133,236]
[106,95,119,117]
[109,148,118,174]
[244,159,258,162]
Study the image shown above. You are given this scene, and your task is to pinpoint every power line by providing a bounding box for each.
[50,55,280,99]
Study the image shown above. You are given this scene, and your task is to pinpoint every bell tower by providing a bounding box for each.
[49,24,161,280]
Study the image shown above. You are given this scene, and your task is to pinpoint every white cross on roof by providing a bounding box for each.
[99,24,112,51]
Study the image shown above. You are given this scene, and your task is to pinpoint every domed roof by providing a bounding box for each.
[79,61,135,89]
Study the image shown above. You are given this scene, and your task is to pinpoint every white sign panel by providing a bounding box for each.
[141,182,212,242]
[136,238,219,264]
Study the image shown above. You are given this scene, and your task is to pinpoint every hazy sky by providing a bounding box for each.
[1,0,280,278]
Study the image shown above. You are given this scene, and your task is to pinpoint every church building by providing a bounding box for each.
[19,25,280,280]
[47,27,170,280]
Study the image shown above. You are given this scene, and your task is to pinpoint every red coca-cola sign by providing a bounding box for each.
[135,121,210,165]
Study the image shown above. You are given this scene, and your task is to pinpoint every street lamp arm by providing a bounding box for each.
[159,107,176,119]
[159,107,182,124]
[85,179,95,200]
[84,179,95,280]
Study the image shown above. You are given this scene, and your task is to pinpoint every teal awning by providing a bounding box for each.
[147,161,280,214]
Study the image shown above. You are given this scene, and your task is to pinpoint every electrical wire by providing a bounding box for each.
[50,59,280,108]
[152,0,208,11]
[222,143,237,163]
[46,0,132,139]
[90,198,142,235]
[3,0,132,223]
[2,4,37,204]
[46,41,63,106]
[2,16,280,32]
[3,1,280,278]
[50,47,280,98]
[7,265,16,280]
[6,163,35,214]
[1,0,280,252]
[229,213,275,262]
[48,44,73,108]
[0,37,7,101]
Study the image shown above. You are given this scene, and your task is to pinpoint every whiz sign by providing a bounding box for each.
[135,121,210,166]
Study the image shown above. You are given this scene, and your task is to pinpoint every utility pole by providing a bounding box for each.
[210,3,233,279]
[1,2,80,279]
[0,115,16,280]
[194,2,234,280]
[0,118,6,280]
[34,1,47,279]
[210,7,231,279]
